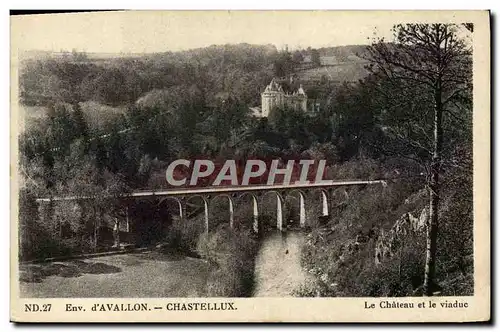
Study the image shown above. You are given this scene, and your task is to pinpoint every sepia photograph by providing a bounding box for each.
[10,10,490,322]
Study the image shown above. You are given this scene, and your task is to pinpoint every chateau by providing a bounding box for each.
[253,78,307,117]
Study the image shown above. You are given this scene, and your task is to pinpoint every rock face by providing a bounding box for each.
[375,207,428,265]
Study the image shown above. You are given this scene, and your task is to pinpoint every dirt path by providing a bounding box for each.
[253,231,309,297]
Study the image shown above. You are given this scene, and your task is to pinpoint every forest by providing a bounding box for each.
[18,24,474,297]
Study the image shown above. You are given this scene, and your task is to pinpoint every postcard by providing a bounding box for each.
[10,10,490,322]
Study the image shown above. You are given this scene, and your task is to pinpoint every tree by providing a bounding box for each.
[367,24,472,295]
[273,51,294,78]
[57,155,130,251]
[311,49,321,67]
[330,79,382,161]
[71,103,89,140]
[292,50,304,64]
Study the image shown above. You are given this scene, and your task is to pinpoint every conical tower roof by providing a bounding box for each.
[264,78,283,93]
[297,84,306,96]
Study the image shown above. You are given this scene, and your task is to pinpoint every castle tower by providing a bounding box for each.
[296,84,307,112]
[261,78,285,117]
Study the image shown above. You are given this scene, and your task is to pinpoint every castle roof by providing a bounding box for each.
[264,78,283,93]
[263,79,306,97]
[297,84,306,96]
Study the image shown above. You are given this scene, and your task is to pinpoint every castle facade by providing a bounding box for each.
[260,78,307,117]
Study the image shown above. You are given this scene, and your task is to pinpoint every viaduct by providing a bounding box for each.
[36,180,388,234]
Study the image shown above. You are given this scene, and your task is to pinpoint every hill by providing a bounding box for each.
[296,45,370,83]
[18,43,372,125]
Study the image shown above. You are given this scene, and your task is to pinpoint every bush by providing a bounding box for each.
[19,189,81,261]
[164,215,205,255]
[197,224,259,297]
[342,235,426,297]
[433,166,473,295]
[300,182,426,297]
[19,188,134,261]
[299,157,473,297]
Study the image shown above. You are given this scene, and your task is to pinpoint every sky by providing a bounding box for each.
[11,11,398,54]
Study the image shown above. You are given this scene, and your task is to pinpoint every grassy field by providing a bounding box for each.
[296,63,369,83]
[19,101,126,133]
[19,251,212,298]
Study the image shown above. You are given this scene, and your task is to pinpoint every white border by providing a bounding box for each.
[3,2,497,331]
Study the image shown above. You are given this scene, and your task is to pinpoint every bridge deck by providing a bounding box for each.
[35,179,387,202]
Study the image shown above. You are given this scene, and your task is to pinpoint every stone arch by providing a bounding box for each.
[312,188,329,217]
[287,189,307,228]
[261,191,286,231]
[209,194,235,229]
[185,194,209,233]
[158,196,185,220]
[237,192,259,233]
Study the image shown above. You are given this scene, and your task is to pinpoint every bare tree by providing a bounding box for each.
[366,24,472,295]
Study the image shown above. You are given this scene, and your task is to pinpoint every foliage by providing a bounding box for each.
[164,215,205,255]
[366,23,472,295]
[19,37,473,296]
[20,44,277,108]
[300,157,473,297]
[197,225,259,297]
[310,49,321,67]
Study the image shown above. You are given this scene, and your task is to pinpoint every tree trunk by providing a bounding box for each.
[113,217,120,248]
[59,217,62,238]
[424,165,440,295]
[93,219,98,251]
[93,207,100,252]
[424,79,443,296]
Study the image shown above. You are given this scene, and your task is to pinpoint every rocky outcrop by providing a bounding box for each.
[301,200,429,295]
[375,207,428,265]
[404,188,428,206]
